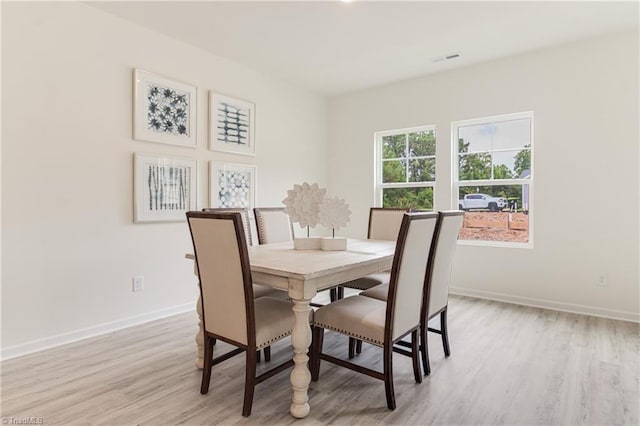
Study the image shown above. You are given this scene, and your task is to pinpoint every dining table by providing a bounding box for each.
[186,238,395,418]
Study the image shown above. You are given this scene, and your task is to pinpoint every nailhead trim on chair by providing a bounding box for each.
[256,313,314,350]
[313,321,384,347]
[257,331,292,350]
[255,214,267,244]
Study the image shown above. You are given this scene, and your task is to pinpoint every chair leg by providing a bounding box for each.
[441,309,451,357]
[348,337,356,359]
[242,348,257,417]
[411,330,422,384]
[256,350,261,362]
[421,323,431,376]
[200,334,215,394]
[311,326,324,381]
[264,346,271,362]
[338,287,344,300]
[383,343,396,410]
[330,288,337,302]
[356,339,363,354]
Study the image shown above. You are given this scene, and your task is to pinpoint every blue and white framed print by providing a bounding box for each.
[209,161,256,210]
[209,91,255,156]
[134,153,197,223]
[133,69,197,147]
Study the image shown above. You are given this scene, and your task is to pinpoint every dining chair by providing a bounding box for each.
[311,212,438,410]
[336,207,410,300]
[360,210,464,375]
[254,207,336,305]
[201,208,287,361]
[202,208,253,246]
[186,211,298,417]
[253,207,295,245]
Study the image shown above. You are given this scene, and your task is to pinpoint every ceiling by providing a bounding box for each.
[90,1,639,96]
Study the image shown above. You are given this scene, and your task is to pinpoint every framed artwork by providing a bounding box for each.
[209,162,257,209]
[134,153,197,223]
[209,91,255,155]
[133,69,197,147]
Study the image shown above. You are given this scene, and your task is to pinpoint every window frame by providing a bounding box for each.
[374,125,437,210]
[451,111,534,249]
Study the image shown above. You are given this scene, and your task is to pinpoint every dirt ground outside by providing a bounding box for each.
[459,212,529,243]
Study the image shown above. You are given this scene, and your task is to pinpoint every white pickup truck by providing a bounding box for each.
[458,193,508,212]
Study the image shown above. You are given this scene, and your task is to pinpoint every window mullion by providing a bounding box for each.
[405,133,409,183]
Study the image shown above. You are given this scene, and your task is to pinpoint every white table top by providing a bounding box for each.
[249,238,394,278]
[187,238,395,295]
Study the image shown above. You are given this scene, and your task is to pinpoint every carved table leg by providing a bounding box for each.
[195,294,204,369]
[289,298,312,418]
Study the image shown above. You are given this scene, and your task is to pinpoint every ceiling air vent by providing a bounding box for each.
[431,52,462,63]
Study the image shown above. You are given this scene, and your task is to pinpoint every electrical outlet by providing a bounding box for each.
[596,273,609,287]
[132,276,144,292]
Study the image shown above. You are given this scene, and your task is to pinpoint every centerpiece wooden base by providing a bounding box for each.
[320,237,347,251]
[293,237,322,250]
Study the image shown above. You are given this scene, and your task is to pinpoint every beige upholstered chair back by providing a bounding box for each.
[187,212,253,346]
[387,212,438,341]
[368,208,410,241]
[427,211,464,317]
[202,208,253,246]
[253,208,294,244]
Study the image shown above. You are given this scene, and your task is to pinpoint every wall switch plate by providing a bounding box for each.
[132,276,144,292]
[596,273,609,287]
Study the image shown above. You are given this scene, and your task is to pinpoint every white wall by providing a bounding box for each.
[1,2,327,355]
[328,30,639,321]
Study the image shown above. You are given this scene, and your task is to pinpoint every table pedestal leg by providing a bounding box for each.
[195,295,204,369]
[289,298,311,418]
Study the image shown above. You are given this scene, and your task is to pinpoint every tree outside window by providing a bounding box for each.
[376,126,436,210]
[454,112,533,246]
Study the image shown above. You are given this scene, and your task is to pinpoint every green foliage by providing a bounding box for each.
[382,160,406,183]
[493,164,513,179]
[382,134,406,159]
[458,139,492,180]
[408,131,436,157]
[383,187,433,210]
[459,138,531,181]
[514,144,531,177]
[409,158,435,182]
[383,131,436,184]
[458,184,525,204]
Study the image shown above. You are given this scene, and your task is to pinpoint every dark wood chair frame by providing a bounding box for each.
[252,207,295,245]
[334,207,411,301]
[254,207,337,307]
[201,208,275,361]
[413,211,462,374]
[311,213,437,410]
[187,211,294,417]
[353,211,462,376]
[202,207,253,245]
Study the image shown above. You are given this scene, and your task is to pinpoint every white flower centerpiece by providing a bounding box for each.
[318,196,351,251]
[282,182,327,250]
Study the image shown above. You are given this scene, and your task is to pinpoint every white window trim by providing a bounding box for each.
[374,125,437,208]
[451,111,534,249]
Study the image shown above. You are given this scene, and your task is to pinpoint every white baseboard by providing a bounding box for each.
[450,287,640,323]
[1,302,195,361]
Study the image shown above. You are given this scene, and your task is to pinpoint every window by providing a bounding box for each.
[375,126,436,210]
[453,112,533,246]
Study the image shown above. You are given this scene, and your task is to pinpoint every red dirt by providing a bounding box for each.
[459,212,529,243]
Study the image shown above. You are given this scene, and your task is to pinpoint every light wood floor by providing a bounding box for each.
[2,295,638,425]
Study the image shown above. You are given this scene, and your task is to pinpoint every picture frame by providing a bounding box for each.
[209,91,256,155]
[133,69,197,147]
[134,153,197,223]
[209,161,257,210]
